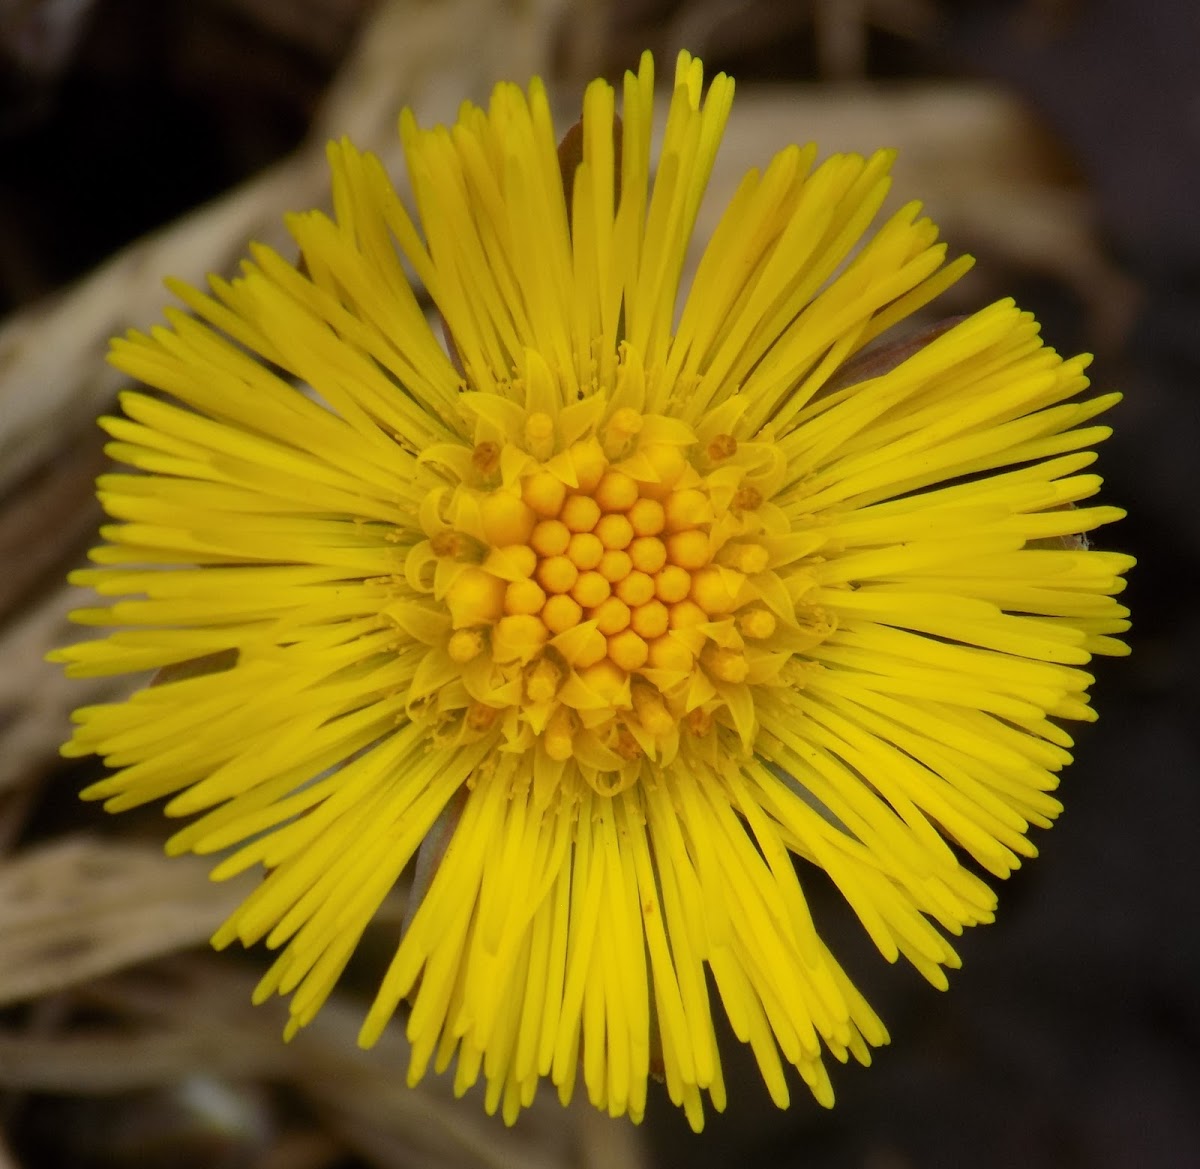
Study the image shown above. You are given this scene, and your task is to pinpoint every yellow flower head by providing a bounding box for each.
[53,51,1132,1129]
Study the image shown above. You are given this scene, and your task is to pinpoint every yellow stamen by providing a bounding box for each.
[666,529,709,570]
[594,469,639,512]
[706,433,738,461]
[522,470,567,517]
[615,728,643,760]
[719,542,770,574]
[627,497,665,536]
[567,532,604,570]
[641,443,686,489]
[599,549,633,582]
[568,439,607,492]
[543,708,575,761]
[571,570,611,608]
[647,635,694,672]
[592,596,631,634]
[608,629,649,671]
[615,571,655,607]
[524,412,555,459]
[572,626,609,669]
[690,566,742,615]
[579,658,626,700]
[536,555,579,594]
[629,536,667,574]
[472,440,501,477]
[446,568,506,628]
[492,614,548,663]
[738,608,776,639]
[632,686,675,736]
[448,628,484,663]
[601,408,643,459]
[630,600,670,640]
[431,531,466,557]
[506,578,547,615]
[702,645,748,683]
[561,494,601,533]
[480,492,536,547]
[531,519,571,557]
[466,702,499,731]
[669,600,708,630]
[732,484,763,511]
[654,565,691,604]
[664,488,710,532]
[595,514,634,550]
[525,658,561,703]
[542,594,583,634]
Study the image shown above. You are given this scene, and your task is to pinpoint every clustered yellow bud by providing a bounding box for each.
[421,411,777,778]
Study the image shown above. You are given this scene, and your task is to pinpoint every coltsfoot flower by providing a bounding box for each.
[53,51,1132,1129]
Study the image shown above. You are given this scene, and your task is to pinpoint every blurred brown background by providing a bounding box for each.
[0,1,1192,1167]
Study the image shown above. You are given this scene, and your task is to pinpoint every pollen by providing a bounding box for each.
[707,433,738,461]
[632,686,674,736]
[702,645,749,684]
[739,608,777,639]
[525,657,561,703]
[471,440,501,477]
[430,530,465,557]
[447,628,484,663]
[543,708,575,762]
[466,701,499,731]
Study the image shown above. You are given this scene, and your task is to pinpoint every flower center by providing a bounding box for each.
[407,401,801,795]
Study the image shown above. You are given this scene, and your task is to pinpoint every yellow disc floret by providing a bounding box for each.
[414,397,807,790]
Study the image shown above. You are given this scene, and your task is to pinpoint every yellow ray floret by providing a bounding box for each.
[51,49,1132,1129]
